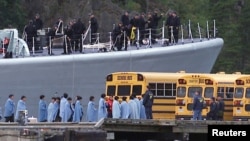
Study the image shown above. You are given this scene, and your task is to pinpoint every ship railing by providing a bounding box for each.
[19,19,218,56]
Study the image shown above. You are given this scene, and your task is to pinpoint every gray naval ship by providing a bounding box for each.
[0,21,223,119]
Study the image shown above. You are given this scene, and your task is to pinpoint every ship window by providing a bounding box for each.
[117,85,131,96]
[107,85,116,96]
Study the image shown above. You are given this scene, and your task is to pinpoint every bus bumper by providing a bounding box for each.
[175,115,207,120]
[233,117,250,121]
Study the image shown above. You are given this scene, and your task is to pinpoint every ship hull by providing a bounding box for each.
[0,38,223,118]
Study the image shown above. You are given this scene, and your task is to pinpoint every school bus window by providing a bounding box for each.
[187,103,193,111]
[177,87,186,97]
[132,85,142,95]
[188,87,202,97]
[245,88,250,98]
[157,90,164,96]
[165,83,176,96]
[204,87,214,98]
[226,87,234,98]
[234,88,243,98]
[149,83,156,96]
[117,85,131,96]
[217,87,224,98]
[107,85,116,96]
[245,105,250,112]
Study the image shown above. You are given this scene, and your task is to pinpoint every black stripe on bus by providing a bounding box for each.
[152,111,175,114]
[153,103,176,106]
[154,97,175,100]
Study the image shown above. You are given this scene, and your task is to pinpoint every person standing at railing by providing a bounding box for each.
[89,13,99,45]
[24,20,37,51]
[62,20,74,54]
[33,13,43,31]
[166,11,180,44]
[71,18,86,53]
[152,9,163,44]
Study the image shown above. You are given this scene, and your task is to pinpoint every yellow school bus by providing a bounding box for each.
[105,71,188,119]
[175,73,243,120]
[233,76,250,121]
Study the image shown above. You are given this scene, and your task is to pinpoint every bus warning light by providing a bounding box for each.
[137,74,144,81]
[178,79,186,84]
[205,79,213,85]
[236,80,244,85]
[106,75,113,81]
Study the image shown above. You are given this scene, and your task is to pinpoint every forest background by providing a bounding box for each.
[0,0,248,73]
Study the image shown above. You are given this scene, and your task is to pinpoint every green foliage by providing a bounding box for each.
[0,0,27,30]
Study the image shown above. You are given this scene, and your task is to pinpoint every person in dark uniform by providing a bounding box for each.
[71,18,86,52]
[129,14,140,46]
[47,25,58,55]
[217,96,225,120]
[112,23,123,51]
[139,13,146,45]
[33,13,43,31]
[121,11,130,28]
[143,85,154,119]
[207,97,218,120]
[89,14,98,44]
[24,20,37,51]
[166,11,180,44]
[146,13,155,44]
[62,20,74,54]
[192,91,204,120]
[152,9,163,44]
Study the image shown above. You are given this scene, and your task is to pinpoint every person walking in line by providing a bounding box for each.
[15,96,27,122]
[86,96,97,122]
[4,94,15,122]
[38,95,47,122]
[98,93,107,121]
[112,96,121,119]
[73,96,83,122]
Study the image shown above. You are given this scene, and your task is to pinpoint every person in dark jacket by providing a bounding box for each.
[121,11,130,28]
[143,85,154,119]
[217,96,225,120]
[33,13,43,31]
[89,14,98,44]
[166,11,180,44]
[71,18,86,52]
[192,91,204,120]
[207,97,218,120]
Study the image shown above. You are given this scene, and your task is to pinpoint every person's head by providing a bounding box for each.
[89,96,95,101]
[109,96,113,101]
[67,97,72,103]
[21,96,26,101]
[76,96,82,100]
[63,93,68,98]
[56,97,61,103]
[101,93,106,98]
[9,94,14,100]
[40,95,45,100]
[195,91,200,96]
[131,93,137,99]
[125,11,129,16]
[217,96,222,100]
[141,94,145,98]
[35,13,40,19]
[147,85,151,90]
[172,11,177,17]
[122,96,127,101]
[210,97,215,102]
[114,96,119,101]
[51,97,56,103]
[129,95,134,100]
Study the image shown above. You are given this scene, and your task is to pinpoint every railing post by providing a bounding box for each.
[49,36,52,55]
[136,28,140,49]
[188,20,193,43]
[181,25,184,44]
[213,19,216,38]
[207,21,210,40]
[65,35,68,54]
[162,21,165,46]
[149,28,152,48]
[109,32,112,51]
[32,36,35,56]
[198,23,202,42]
